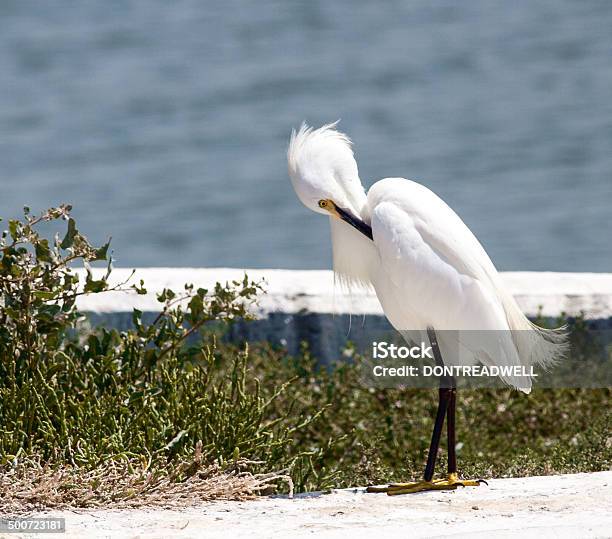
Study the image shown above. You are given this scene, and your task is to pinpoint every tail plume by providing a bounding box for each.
[500,287,569,369]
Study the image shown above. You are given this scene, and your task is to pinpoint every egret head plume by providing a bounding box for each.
[287,121,367,217]
[287,122,377,292]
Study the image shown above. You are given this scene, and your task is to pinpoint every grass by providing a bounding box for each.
[245,343,611,490]
[0,450,293,513]
[1,316,610,513]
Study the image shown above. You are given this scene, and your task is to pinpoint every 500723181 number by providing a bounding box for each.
[0,518,65,533]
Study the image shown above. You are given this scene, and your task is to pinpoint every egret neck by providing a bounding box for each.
[329,205,378,290]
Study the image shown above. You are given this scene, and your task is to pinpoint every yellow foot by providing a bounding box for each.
[366,473,487,495]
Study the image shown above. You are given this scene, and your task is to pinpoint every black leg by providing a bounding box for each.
[447,386,457,475]
[423,386,450,481]
[424,328,454,482]
[368,328,486,494]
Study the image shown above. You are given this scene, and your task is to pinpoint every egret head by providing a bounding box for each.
[287,122,367,219]
[288,122,375,288]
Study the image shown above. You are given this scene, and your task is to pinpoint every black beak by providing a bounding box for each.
[334,204,373,241]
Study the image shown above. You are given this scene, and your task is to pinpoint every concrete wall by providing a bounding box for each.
[77,268,612,361]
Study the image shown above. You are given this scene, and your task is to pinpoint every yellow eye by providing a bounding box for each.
[318,200,328,208]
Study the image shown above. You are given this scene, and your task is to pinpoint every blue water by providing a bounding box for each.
[1,1,611,271]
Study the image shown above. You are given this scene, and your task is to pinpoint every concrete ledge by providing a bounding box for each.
[77,268,612,319]
[76,269,612,360]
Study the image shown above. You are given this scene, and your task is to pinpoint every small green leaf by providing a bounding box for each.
[33,291,56,300]
[35,239,52,262]
[84,279,107,293]
[93,239,111,261]
[8,220,19,241]
[189,295,204,319]
[132,308,143,327]
[132,279,147,295]
[60,218,77,249]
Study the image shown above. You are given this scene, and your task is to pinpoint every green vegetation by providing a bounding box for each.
[0,207,610,511]
[260,345,610,488]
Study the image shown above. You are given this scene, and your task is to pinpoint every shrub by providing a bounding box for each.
[0,207,332,510]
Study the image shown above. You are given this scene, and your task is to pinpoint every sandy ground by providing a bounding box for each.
[4,471,611,539]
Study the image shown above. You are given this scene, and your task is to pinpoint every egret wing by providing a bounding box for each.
[368,179,529,390]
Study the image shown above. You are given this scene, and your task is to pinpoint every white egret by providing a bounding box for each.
[287,122,567,494]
